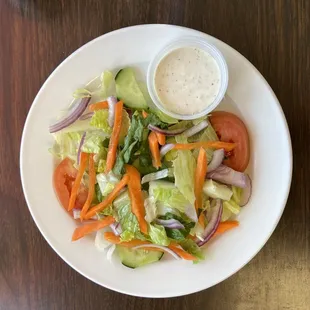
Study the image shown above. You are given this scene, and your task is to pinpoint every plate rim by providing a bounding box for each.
[20,24,293,297]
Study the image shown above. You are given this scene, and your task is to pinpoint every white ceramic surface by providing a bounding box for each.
[20,25,292,298]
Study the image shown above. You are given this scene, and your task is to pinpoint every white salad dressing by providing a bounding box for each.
[154,47,221,115]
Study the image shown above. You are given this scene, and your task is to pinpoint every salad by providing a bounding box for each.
[49,67,251,268]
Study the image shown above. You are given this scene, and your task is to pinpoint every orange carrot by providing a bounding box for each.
[68,153,88,211]
[213,221,239,237]
[88,101,108,111]
[148,131,161,169]
[103,232,122,244]
[80,154,96,219]
[198,212,205,229]
[105,100,123,173]
[125,165,148,234]
[84,174,129,219]
[195,148,207,213]
[142,110,148,118]
[169,242,196,261]
[174,141,236,152]
[72,216,115,241]
[156,133,166,146]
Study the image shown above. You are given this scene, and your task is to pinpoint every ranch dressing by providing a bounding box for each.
[154,47,221,115]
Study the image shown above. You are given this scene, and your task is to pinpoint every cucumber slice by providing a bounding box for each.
[116,245,164,269]
[115,68,148,110]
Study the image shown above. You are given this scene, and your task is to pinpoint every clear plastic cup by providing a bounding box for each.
[147,36,229,120]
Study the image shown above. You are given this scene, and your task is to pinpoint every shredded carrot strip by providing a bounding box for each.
[68,153,88,211]
[148,131,161,169]
[142,110,148,118]
[80,154,96,219]
[84,174,129,219]
[88,101,108,111]
[105,100,123,173]
[173,141,236,152]
[198,212,205,229]
[169,242,196,261]
[156,133,166,146]
[213,221,239,237]
[72,216,115,241]
[195,148,207,213]
[126,165,148,234]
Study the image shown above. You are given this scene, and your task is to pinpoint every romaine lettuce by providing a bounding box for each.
[148,224,170,246]
[173,135,196,205]
[96,172,120,197]
[149,180,190,213]
[203,179,233,201]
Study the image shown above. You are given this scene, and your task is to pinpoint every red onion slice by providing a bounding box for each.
[110,222,122,235]
[207,165,248,188]
[79,112,94,120]
[182,120,208,138]
[155,219,185,230]
[49,97,91,133]
[197,199,223,247]
[240,175,252,206]
[107,244,116,262]
[208,149,225,172]
[141,169,169,184]
[133,244,181,260]
[160,144,174,158]
[107,96,117,127]
[77,132,86,164]
[148,124,186,136]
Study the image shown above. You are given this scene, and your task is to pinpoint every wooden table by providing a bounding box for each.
[0,0,309,309]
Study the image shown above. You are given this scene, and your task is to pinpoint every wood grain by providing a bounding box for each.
[0,0,309,309]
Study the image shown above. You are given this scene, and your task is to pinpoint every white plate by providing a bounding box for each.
[20,25,292,298]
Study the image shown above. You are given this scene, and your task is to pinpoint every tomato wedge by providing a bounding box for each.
[53,158,88,215]
[210,111,250,172]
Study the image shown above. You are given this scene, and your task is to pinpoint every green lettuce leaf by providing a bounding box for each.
[221,198,241,221]
[173,135,196,205]
[148,224,170,246]
[190,119,218,162]
[113,190,130,208]
[73,70,115,100]
[82,132,107,154]
[151,109,178,124]
[90,110,112,133]
[117,204,146,242]
[100,70,115,99]
[149,181,190,212]
[50,131,81,160]
[97,159,106,173]
[142,112,168,129]
[232,186,243,205]
[144,196,157,223]
[96,172,120,197]
[94,183,103,203]
[98,205,114,217]
[50,130,107,160]
[203,179,233,201]
[113,112,145,175]
[73,88,92,99]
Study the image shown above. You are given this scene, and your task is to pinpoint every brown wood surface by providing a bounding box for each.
[0,0,309,309]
